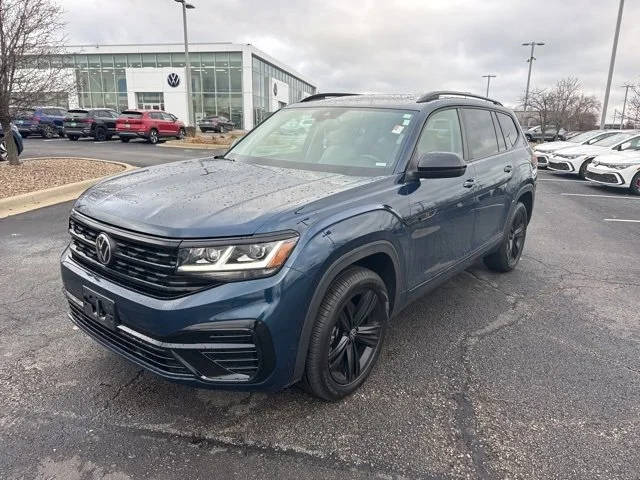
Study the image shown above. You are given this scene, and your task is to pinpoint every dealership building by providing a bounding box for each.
[40,43,317,130]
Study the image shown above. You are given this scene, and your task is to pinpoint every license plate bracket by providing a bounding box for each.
[82,286,117,331]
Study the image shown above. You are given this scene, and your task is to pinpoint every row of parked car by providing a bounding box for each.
[533,129,640,195]
[11,106,236,144]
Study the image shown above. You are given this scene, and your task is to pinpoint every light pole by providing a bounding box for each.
[619,83,632,130]
[522,41,544,112]
[482,74,496,97]
[600,0,625,129]
[174,0,195,127]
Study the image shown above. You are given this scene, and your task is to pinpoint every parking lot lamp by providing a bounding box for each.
[522,41,544,112]
[619,84,632,130]
[482,74,496,97]
[174,0,195,127]
[600,0,625,130]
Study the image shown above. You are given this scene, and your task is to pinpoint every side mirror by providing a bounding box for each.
[415,152,467,178]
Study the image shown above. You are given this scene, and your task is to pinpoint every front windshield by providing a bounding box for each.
[593,132,634,147]
[568,131,598,143]
[228,107,417,175]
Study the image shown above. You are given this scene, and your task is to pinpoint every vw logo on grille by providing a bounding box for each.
[167,73,181,88]
[95,233,114,265]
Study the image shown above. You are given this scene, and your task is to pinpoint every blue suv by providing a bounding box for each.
[14,106,67,138]
[61,91,536,400]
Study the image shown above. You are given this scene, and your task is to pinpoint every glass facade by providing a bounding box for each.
[33,49,316,129]
[252,55,316,125]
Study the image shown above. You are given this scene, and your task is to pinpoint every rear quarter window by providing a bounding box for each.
[496,112,520,148]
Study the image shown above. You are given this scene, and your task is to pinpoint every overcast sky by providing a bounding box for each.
[59,0,639,121]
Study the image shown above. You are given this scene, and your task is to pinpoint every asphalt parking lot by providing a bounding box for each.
[1,147,639,478]
[21,137,226,167]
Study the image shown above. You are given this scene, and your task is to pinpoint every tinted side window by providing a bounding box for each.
[497,113,519,148]
[462,108,499,159]
[492,112,507,151]
[150,112,163,120]
[416,109,463,157]
[162,113,175,121]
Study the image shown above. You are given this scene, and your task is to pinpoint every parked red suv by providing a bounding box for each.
[116,110,186,144]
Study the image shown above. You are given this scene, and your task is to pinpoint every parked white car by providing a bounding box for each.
[585,150,640,195]
[532,130,618,168]
[547,131,640,178]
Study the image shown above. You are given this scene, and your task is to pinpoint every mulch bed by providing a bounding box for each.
[0,157,125,199]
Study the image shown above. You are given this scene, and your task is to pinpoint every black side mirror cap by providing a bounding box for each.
[415,152,467,178]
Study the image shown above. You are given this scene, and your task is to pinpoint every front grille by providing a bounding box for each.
[585,171,620,184]
[536,155,548,164]
[68,301,193,379]
[549,161,570,171]
[69,215,217,298]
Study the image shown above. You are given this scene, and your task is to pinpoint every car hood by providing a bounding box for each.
[594,151,640,165]
[534,141,576,153]
[74,158,381,238]
[554,144,610,156]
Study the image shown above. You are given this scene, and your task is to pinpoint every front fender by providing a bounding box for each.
[289,208,409,383]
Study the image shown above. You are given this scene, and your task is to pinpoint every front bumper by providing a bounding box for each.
[547,156,576,172]
[60,246,312,391]
[533,152,550,167]
[585,165,627,187]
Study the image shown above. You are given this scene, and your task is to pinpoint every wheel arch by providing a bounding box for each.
[291,239,403,382]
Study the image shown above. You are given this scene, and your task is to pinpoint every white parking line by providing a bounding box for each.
[43,138,65,142]
[561,193,640,200]
[604,218,640,223]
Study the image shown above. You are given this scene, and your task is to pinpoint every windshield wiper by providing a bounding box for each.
[213,154,234,161]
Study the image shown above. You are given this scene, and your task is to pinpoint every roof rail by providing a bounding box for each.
[417,91,503,106]
[299,93,360,103]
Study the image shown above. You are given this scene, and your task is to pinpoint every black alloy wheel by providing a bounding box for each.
[120,137,130,143]
[68,135,79,141]
[148,129,159,144]
[95,127,107,142]
[0,140,7,161]
[178,128,186,139]
[484,202,528,272]
[303,266,389,401]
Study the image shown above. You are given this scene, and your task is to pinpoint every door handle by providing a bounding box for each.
[504,165,513,173]
[463,179,475,188]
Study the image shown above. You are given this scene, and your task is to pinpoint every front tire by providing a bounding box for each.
[630,172,640,196]
[302,266,389,401]
[484,202,528,273]
[177,128,186,139]
[578,159,593,179]
[94,127,107,142]
[67,135,79,141]
[41,125,55,139]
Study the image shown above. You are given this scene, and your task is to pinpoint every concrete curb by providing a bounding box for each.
[0,157,135,219]
[159,141,231,150]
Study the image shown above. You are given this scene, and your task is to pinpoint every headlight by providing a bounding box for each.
[560,154,582,159]
[604,163,639,170]
[177,233,298,281]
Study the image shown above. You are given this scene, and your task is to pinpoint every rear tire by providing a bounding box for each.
[484,202,528,273]
[0,140,7,161]
[42,125,55,139]
[148,129,159,144]
[177,128,186,139]
[630,172,640,196]
[68,135,79,141]
[120,137,130,143]
[302,266,389,401]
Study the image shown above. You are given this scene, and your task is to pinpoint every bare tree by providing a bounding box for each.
[0,0,68,165]
[524,77,601,141]
[627,85,640,127]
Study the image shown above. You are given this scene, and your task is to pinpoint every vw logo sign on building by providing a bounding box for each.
[95,233,114,265]
[167,73,181,88]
